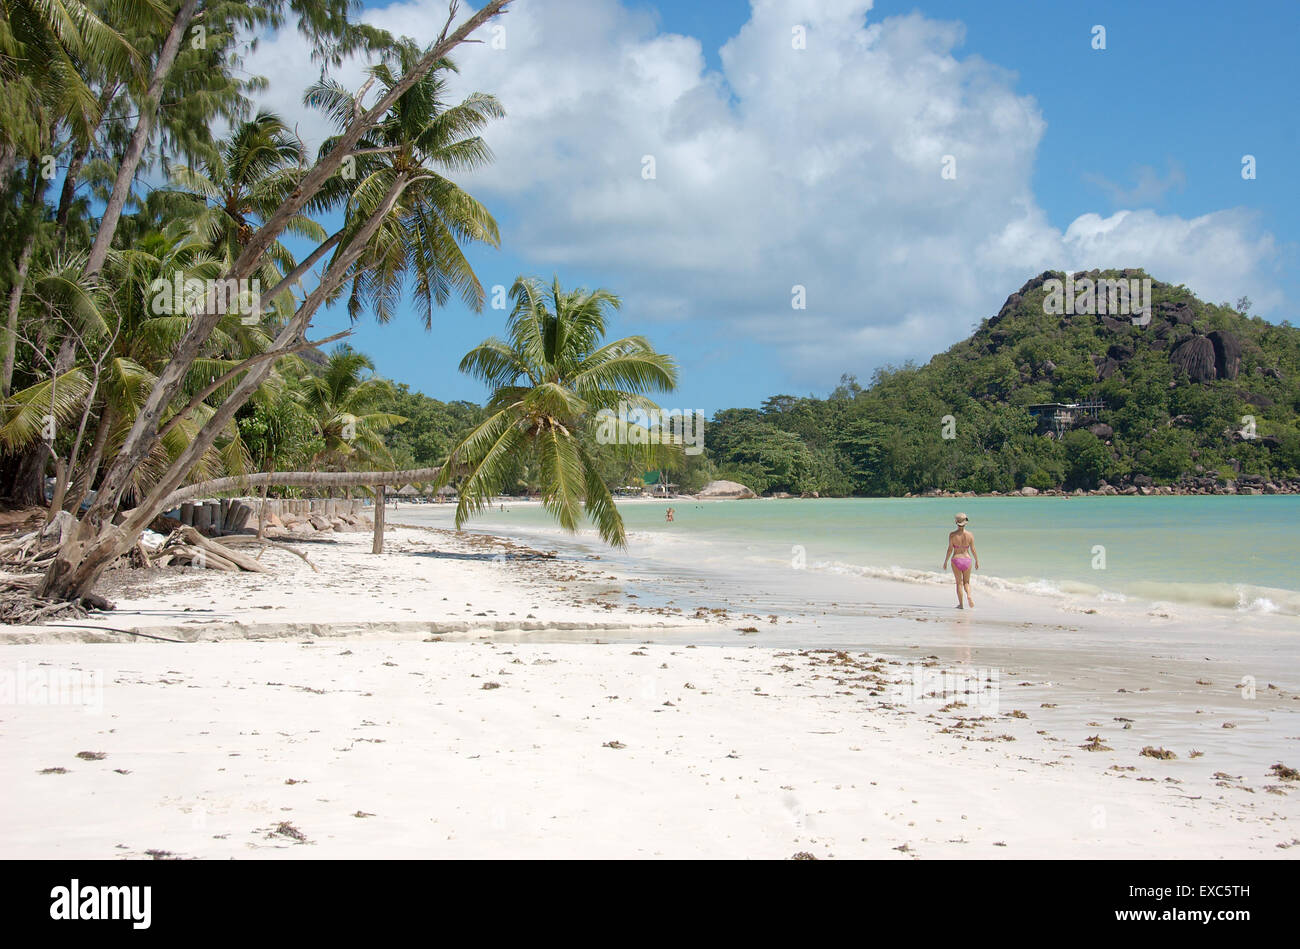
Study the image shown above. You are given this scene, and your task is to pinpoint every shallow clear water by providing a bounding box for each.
[394,497,1300,769]
[401,496,1300,617]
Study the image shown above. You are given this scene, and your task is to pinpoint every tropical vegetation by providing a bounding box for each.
[700,273,1300,496]
[1,0,516,606]
[434,276,679,546]
[4,0,1298,616]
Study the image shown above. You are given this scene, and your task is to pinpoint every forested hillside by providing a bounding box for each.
[343,269,1299,499]
[702,270,1300,496]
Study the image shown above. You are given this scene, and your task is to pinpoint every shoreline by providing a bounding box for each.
[2,517,1296,859]
[1,524,729,644]
[397,482,1300,504]
[416,495,1300,625]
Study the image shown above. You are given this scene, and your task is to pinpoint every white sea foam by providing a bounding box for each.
[801,558,1120,609]
[1240,594,1278,614]
[1118,580,1297,615]
[403,503,1300,622]
[793,558,1300,620]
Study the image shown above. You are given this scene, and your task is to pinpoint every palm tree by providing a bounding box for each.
[79,0,375,280]
[33,1,514,604]
[91,219,280,501]
[304,42,502,325]
[437,276,678,547]
[301,345,404,471]
[0,0,142,174]
[0,216,281,509]
[1,0,143,399]
[168,112,326,298]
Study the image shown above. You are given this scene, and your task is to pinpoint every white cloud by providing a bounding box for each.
[1058,209,1283,312]
[241,0,1287,387]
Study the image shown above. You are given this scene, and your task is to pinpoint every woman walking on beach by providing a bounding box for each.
[944,513,979,609]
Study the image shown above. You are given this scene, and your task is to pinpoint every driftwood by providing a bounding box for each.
[151,526,270,573]
[219,535,320,572]
[2,510,112,621]
[179,527,269,573]
[1,510,78,567]
[0,534,39,562]
[4,518,320,620]
[0,570,109,624]
[159,544,237,571]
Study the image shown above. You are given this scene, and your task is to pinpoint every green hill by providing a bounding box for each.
[703,270,1300,496]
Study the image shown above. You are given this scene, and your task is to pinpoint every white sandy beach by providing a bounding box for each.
[0,524,719,642]
[1,637,1296,859]
[1,521,1297,859]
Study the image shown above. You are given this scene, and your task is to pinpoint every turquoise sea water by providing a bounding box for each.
[405,495,1300,617]
[396,497,1299,780]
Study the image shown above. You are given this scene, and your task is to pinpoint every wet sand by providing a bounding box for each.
[1,523,1296,858]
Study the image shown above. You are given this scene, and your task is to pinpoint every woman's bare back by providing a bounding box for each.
[949,528,973,551]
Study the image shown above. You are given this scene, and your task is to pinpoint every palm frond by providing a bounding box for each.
[0,368,92,450]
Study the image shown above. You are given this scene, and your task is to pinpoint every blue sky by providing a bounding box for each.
[642,0,1298,241]
[251,0,1298,413]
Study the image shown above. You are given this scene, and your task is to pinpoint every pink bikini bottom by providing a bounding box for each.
[952,556,972,571]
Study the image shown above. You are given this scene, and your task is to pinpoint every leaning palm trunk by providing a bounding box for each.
[159,466,443,509]
[73,1,510,542]
[39,168,417,600]
[56,84,119,255]
[37,1,513,603]
[67,402,118,512]
[2,159,42,398]
[2,232,34,398]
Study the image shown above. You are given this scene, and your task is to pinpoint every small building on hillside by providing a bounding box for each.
[1027,399,1106,437]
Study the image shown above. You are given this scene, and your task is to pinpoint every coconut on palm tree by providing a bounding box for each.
[437,276,679,547]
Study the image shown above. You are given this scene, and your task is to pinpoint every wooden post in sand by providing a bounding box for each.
[372,484,386,554]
